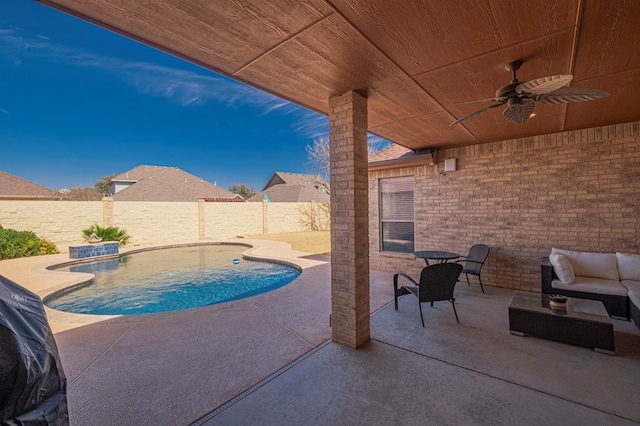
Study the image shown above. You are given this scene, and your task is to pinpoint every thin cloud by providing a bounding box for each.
[291,111,329,139]
[0,29,286,109]
[0,28,328,138]
[0,108,8,114]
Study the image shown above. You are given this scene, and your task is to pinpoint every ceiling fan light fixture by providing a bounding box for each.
[449,60,609,126]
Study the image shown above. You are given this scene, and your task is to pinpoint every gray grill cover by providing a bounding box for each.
[0,274,68,425]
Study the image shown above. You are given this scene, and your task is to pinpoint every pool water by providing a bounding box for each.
[46,245,300,315]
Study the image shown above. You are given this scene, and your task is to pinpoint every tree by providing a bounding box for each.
[298,202,330,231]
[59,186,103,201]
[228,183,256,199]
[94,173,117,196]
[305,135,387,182]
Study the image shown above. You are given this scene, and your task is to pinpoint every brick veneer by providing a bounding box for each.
[330,91,370,348]
[369,121,640,292]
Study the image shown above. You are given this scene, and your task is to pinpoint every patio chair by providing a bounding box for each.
[457,244,490,293]
[393,262,464,326]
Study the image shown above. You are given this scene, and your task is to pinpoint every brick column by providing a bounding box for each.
[329,91,370,348]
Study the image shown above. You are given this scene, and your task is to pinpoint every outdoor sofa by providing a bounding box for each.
[541,248,640,327]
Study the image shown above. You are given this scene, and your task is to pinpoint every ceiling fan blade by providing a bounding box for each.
[461,96,507,104]
[503,101,535,124]
[534,87,610,104]
[449,102,505,126]
[516,75,573,95]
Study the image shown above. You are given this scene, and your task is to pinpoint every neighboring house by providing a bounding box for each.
[248,172,330,203]
[109,165,239,202]
[0,170,58,200]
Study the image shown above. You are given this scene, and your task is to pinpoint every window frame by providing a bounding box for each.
[379,176,415,253]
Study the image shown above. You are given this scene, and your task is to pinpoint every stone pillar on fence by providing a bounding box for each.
[262,199,269,235]
[329,90,370,349]
[198,199,206,240]
[102,197,114,227]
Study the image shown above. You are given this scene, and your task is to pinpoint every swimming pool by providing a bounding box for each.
[45,244,300,315]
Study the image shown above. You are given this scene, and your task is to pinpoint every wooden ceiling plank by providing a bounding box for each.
[330,0,579,76]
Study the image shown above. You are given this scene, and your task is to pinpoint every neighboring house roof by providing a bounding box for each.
[110,165,236,202]
[262,171,329,192]
[0,170,57,199]
[248,171,330,203]
[368,144,413,162]
[202,194,246,202]
[368,144,435,171]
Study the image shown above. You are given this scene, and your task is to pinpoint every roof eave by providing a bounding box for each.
[368,153,435,171]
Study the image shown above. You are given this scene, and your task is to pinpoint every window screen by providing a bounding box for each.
[379,177,414,253]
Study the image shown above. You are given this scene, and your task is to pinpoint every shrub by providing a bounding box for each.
[0,225,59,260]
[82,224,131,247]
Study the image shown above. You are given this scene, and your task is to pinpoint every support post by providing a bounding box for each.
[102,197,114,227]
[329,91,370,348]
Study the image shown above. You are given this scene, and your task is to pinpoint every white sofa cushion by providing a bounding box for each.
[616,252,640,281]
[549,252,575,284]
[551,276,628,296]
[622,280,640,307]
[551,248,618,281]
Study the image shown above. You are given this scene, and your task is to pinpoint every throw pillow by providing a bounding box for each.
[549,252,575,284]
[551,247,618,280]
[616,252,640,281]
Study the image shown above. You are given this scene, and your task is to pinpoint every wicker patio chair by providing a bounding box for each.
[393,262,464,326]
[457,244,490,293]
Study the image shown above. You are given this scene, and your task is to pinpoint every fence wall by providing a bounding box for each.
[0,201,103,249]
[0,199,328,252]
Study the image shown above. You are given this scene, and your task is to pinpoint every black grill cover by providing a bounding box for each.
[0,274,68,425]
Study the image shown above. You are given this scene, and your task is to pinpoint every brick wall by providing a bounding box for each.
[369,121,640,292]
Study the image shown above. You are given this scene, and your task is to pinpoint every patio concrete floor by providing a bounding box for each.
[1,239,639,425]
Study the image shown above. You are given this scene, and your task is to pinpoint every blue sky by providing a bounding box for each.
[0,1,339,191]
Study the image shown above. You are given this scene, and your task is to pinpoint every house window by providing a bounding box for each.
[379,176,414,253]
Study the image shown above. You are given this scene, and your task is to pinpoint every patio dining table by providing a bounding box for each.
[412,250,461,265]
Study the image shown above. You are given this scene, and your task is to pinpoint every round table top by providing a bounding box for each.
[412,250,460,260]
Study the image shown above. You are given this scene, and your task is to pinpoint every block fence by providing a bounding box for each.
[0,200,329,252]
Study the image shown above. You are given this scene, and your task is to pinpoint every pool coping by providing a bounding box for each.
[0,238,329,333]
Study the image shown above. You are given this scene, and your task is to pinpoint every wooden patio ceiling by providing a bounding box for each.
[37,0,640,151]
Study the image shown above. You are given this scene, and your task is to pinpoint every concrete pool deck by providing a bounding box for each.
[0,239,394,424]
[0,239,335,333]
[1,239,639,425]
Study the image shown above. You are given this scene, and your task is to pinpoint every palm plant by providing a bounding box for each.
[82,224,131,247]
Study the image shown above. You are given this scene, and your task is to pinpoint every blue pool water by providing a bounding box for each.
[46,244,300,315]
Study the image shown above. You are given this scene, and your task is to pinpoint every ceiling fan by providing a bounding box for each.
[450,60,610,126]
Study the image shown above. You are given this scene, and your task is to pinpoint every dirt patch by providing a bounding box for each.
[246,231,330,255]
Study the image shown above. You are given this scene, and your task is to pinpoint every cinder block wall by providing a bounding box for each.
[0,200,325,252]
[202,202,264,239]
[0,201,103,248]
[369,121,640,292]
[267,202,313,234]
[113,202,199,246]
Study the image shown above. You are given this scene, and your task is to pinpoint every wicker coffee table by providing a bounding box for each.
[508,291,614,355]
